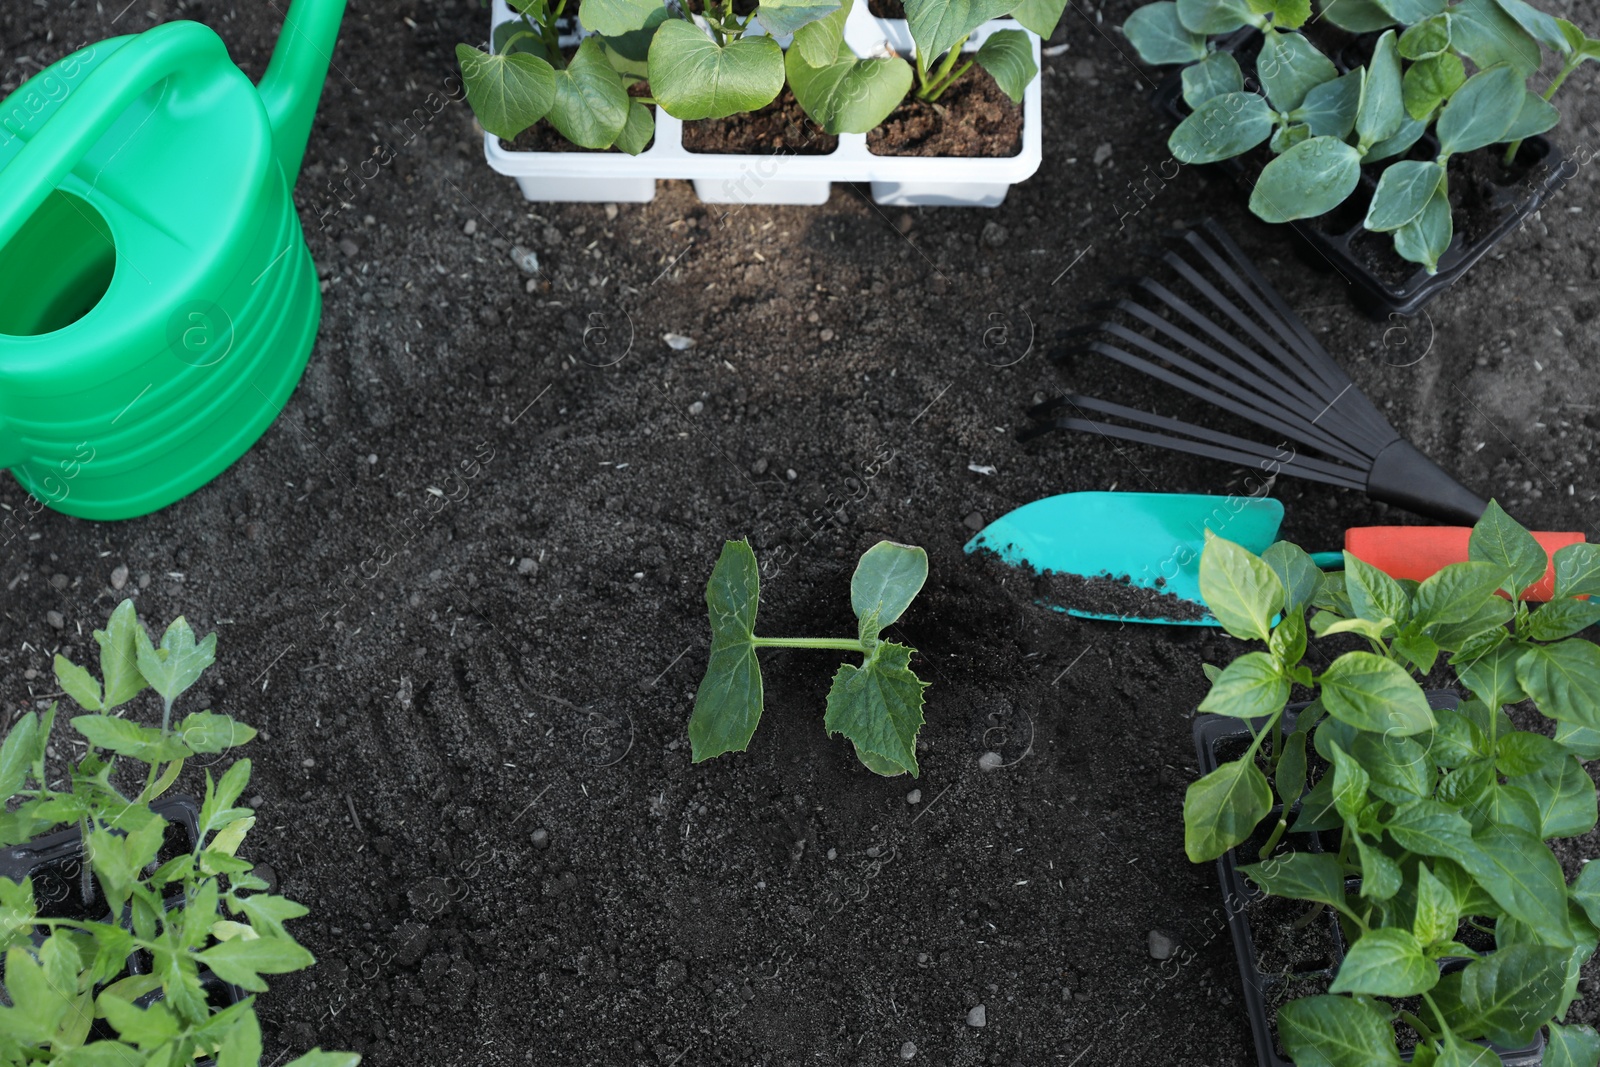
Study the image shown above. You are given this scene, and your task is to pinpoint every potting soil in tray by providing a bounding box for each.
[867,66,1023,158]
[681,89,839,156]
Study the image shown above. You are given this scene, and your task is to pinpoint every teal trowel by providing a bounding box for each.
[963,492,1343,626]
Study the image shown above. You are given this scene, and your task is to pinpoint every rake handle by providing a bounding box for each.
[1344,527,1586,602]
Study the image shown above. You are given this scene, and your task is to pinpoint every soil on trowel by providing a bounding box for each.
[970,547,1212,621]
[868,65,1023,158]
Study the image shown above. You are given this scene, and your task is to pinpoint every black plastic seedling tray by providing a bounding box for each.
[0,796,246,1062]
[1151,29,1570,320]
[1195,698,1545,1067]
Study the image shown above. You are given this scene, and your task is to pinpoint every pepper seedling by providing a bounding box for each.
[690,539,930,776]
[1187,501,1600,1065]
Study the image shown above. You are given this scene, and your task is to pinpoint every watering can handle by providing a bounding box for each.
[0,21,236,255]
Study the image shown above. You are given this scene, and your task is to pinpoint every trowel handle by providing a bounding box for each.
[0,21,234,253]
[1344,527,1587,602]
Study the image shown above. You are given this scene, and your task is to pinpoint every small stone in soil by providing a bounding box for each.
[301,758,315,768]
[981,221,1008,248]
[1093,142,1113,165]
[688,401,704,415]
[964,511,985,531]
[531,828,550,850]
[751,458,768,475]
[517,557,538,576]
[978,752,1003,772]
[510,245,540,274]
[900,1040,917,1060]
[111,564,129,589]
[46,611,63,629]
[1148,930,1176,960]
[966,1005,987,1027]
[906,789,922,804]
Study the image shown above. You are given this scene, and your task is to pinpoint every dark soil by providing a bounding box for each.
[2,1,1599,1066]
[867,0,907,17]
[970,546,1211,620]
[1246,896,1341,977]
[868,66,1024,157]
[681,89,838,156]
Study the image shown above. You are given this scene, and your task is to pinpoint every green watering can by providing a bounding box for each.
[0,0,345,520]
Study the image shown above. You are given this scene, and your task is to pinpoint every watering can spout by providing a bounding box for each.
[257,0,346,187]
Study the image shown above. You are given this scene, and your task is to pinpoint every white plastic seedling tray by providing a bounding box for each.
[482,0,1042,207]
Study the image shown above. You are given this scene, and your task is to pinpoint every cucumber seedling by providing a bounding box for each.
[690,539,931,776]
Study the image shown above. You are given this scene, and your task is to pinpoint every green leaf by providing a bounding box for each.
[1414,863,1459,946]
[0,711,45,800]
[550,37,633,147]
[1554,543,1600,600]
[1239,852,1345,906]
[98,990,180,1048]
[1365,160,1443,232]
[1278,994,1403,1067]
[650,20,783,121]
[1502,89,1560,142]
[792,0,853,68]
[94,599,148,710]
[1318,0,1397,32]
[1510,754,1597,838]
[1331,927,1437,996]
[57,1043,153,1067]
[1011,0,1070,36]
[197,935,315,992]
[1374,0,1445,19]
[1292,773,1343,831]
[1270,609,1308,669]
[1177,0,1255,32]
[1451,0,1541,74]
[1327,740,1370,824]
[232,892,310,941]
[904,0,1014,62]
[0,938,77,1042]
[1123,2,1208,65]
[1413,562,1512,631]
[1318,651,1435,735]
[72,715,192,762]
[1438,944,1569,1047]
[756,0,845,35]
[1386,798,1478,866]
[1258,29,1337,111]
[823,641,927,776]
[1199,532,1284,642]
[1439,757,1496,808]
[1355,30,1405,147]
[1403,51,1466,122]
[1518,640,1600,729]
[1355,832,1403,899]
[1169,91,1276,163]
[215,1010,263,1067]
[1488,0,1568,54]
[1276,723,1308,806]
[1394,181,1453,274]
[850,541,929,628]
[1547,1022,1600,1067]
[54,654,104,712]
[1398,13,1451,59]
[577,0,664,36]
[1462,826,1571,942]
[1263,543,1324,616]
[974,29,1038,102]
[614,98,655,157]
[1458,641,1526,710]
[1468,501,1547,597]
[1251,135,1362,223]
[1290,69,1363,138]
[1494,730,1566,778]
[1432,705,1489,767]
[1350,731,1430,803]
[1343,551,1410,625]
[456,44,556,141]
[1183,755,1272,862]
[176,711,257,755]
[1249,0,1311,30]
[1182,51,1246,107]
[201,759,253,838]
[690,540,764,761]
[134,615,217,708]
[1555,721,1600,760]
[1436,65,1527,157]
[1198,652,1290,719]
